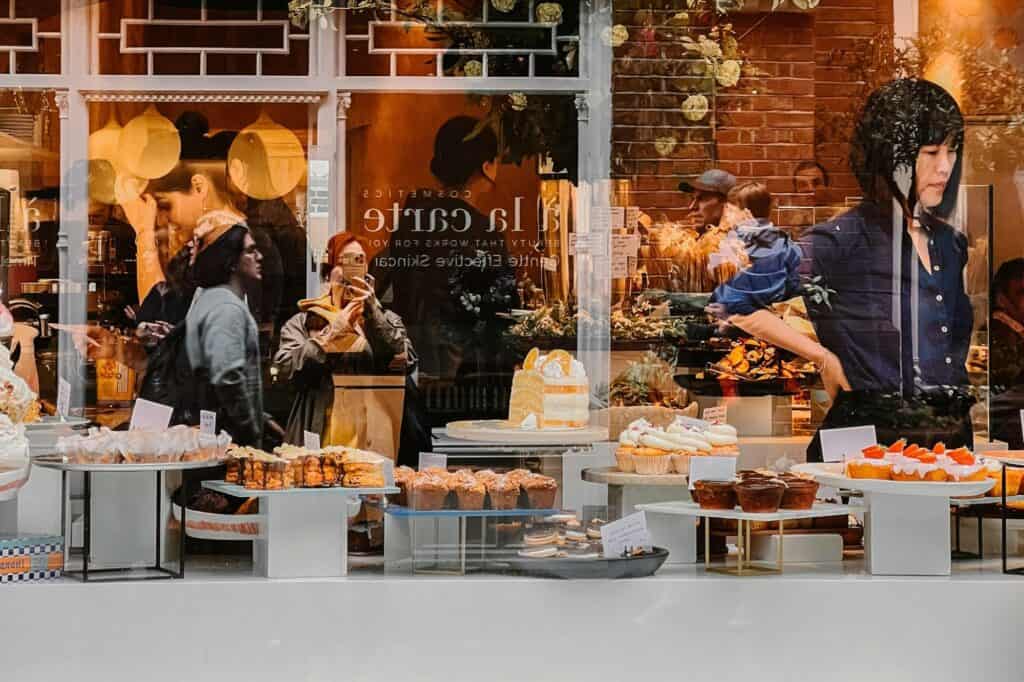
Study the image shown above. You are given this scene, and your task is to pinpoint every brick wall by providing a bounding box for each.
[610,0,893,229]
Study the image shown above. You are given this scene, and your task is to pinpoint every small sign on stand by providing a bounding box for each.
[129,399,173,431]
[418,453,448,471]
[303,431,321,451]
[689,456,738,490]
[600,511,652,558]
[200,410,216,436]
[56,378,71,420]
[819,425,877,463]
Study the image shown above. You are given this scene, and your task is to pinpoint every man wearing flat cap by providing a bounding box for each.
[678,169,736,233]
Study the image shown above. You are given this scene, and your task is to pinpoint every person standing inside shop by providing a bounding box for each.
[678,169,736,233]
[371,116,515,389]
[730,79,973,461]
[186,224,266,447]
[990,259,1024,449]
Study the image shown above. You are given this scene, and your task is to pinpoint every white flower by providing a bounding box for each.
[491,0,517,13]
[536,2,563,24]
[791,0,820,9]
[288,0,309,29]
[681,94,710,122]
[715,59,742,88]
[654,136,678,157]
[464,59,483,77]
[509,92,528,111]
[602,24,629,48]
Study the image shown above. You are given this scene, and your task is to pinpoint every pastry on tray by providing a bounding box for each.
[521,474,558,509]
[845,444,894,480]
[734,479,786,513]
[486,475,521,510]
[450,470,486,510]
[392,465,415,506]
[410,472,449,510]
[343,470,385,488]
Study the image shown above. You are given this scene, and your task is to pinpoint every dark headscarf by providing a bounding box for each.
[850,78,964,220]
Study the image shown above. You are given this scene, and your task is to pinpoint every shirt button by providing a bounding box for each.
[933,265,941,272]
[929,239,935,245]
[945,357,952,364]
[941,325,949,334]
[936,294,943,302]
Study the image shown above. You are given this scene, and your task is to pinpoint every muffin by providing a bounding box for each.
[734,479,786,513]
[302,455,324,487]
[521,474,558,509]
[486,475,521,510]
[505,469,533,487]
[693,479,737,510]
[320,453,341,486]
[451,472,486,510]
[779,478,818,510]
[632,448,672,475]
[392,465,416,506]
[615,447,636,473]
[264,461,291,490]
[410,473,449,510]
[475,469,501,487]
[671,452,691,475]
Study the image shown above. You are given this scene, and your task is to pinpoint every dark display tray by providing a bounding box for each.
[501,547,669,580]
[674,373,808,397]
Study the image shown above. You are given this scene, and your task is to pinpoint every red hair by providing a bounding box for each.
[325,231,369,268]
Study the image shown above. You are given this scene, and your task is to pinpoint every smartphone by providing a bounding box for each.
[340,252,368,283]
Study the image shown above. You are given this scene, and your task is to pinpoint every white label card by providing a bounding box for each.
[383,460,395,487]
[611,256,630,279]
[541,256,558,272]
[819,425,877,463]
[703,405,727,425]
[129,398,173,432]
[600,511,652,559]
[57,378,71,419]
[200,410,217,436]
[419,453,448,471]
[611,233,640,258]
[689,456,739,490]
[625,206,641,229]
[610,207,625,230]
[303,431,321,451]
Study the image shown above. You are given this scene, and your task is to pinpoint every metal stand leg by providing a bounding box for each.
[155,470,162,570]
[82,471,91,582]
[60,470,68,568]
[177,470,188,578]
[777,520,784,573]
[704,517,710,570]
[977,506,984,560]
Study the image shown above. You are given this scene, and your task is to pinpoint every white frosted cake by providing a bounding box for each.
[508,348,589,429]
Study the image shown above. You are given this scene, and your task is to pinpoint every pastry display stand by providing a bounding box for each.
[948,494,1024,561]
[636,501,854,575]
[203,481,398,578]
[582,466,695,564]
[444,420,607,446]
[33,456,222,582]
[383,506,558,576]
[794,463,994,576]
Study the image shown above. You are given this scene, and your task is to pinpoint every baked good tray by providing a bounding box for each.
[501,547,669,579]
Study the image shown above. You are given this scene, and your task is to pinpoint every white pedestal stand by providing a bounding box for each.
[205,482,397,578]
[583,467,695,564]
[794,462,995,576]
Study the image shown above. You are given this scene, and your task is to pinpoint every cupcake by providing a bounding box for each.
[392,465,415,506]
[706,423,740,456]
[779,477,818,510]
[693,479,737,510]
[671,452,691,475]
[734,479,786,513]
[986,460,1024,497]
[632,448,672,475]
[615,447,636,473]
[521,474,558,509]
[486,475,520,510]
[410,473,449,510]
[451,471,486,510]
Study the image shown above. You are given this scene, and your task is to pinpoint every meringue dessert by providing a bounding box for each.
[615,417,740,474]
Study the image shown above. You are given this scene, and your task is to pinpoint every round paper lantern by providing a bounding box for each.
[228,111,306,201]
[88,159,117,205]
[88,116,122,164]
[117,105,182,180]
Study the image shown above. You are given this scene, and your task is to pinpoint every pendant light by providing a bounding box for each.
[88,114,149,205]
[228,111,306,201]
[117,104,182,180]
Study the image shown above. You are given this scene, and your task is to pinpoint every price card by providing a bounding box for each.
[303,431,321,451]
[56,377,71,419]
[674,416,711,431]
[625,206,641,229]
[200,410,216,436]
[611,256,630,279]
[689,455,738,490]
[382,460,395,487]
[702,405,727,425]
[611,233,640,258]
[419,452,448,471]
[541,256,558,272]
[600,511,652,559]
[610,207,625,230]
[129,398,173,432]
[819,425,877,464]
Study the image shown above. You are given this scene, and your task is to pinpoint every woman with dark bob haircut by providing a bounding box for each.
[185,224,266,446]
[729,79,973,461]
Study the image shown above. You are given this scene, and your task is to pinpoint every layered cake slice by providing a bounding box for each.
[508,348,589,429]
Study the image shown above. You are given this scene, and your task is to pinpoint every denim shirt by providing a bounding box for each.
[798,202,972,395]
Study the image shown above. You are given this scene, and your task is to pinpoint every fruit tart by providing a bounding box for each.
[845,444,893,480]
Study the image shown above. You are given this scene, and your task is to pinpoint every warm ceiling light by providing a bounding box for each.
[923,51,963,107]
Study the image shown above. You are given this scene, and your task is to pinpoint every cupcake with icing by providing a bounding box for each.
[891,451,946,482]
[845,444,893,480]
[939,448,987,482]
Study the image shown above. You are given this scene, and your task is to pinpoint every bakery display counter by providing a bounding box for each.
[203,480,397,579]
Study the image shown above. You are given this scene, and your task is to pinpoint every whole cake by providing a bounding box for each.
[508,348,589,430]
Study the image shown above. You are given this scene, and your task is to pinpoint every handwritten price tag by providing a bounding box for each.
[819,425,877,463]
[419,453,448,471]
[689,456,738,490]
[200,410,216,436]
[600,511,652,558]
[129,398,173,431]
[303,431,321,451]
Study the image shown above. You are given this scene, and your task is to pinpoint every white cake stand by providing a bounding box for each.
[445,419,607,445]
[793,462,994,575]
